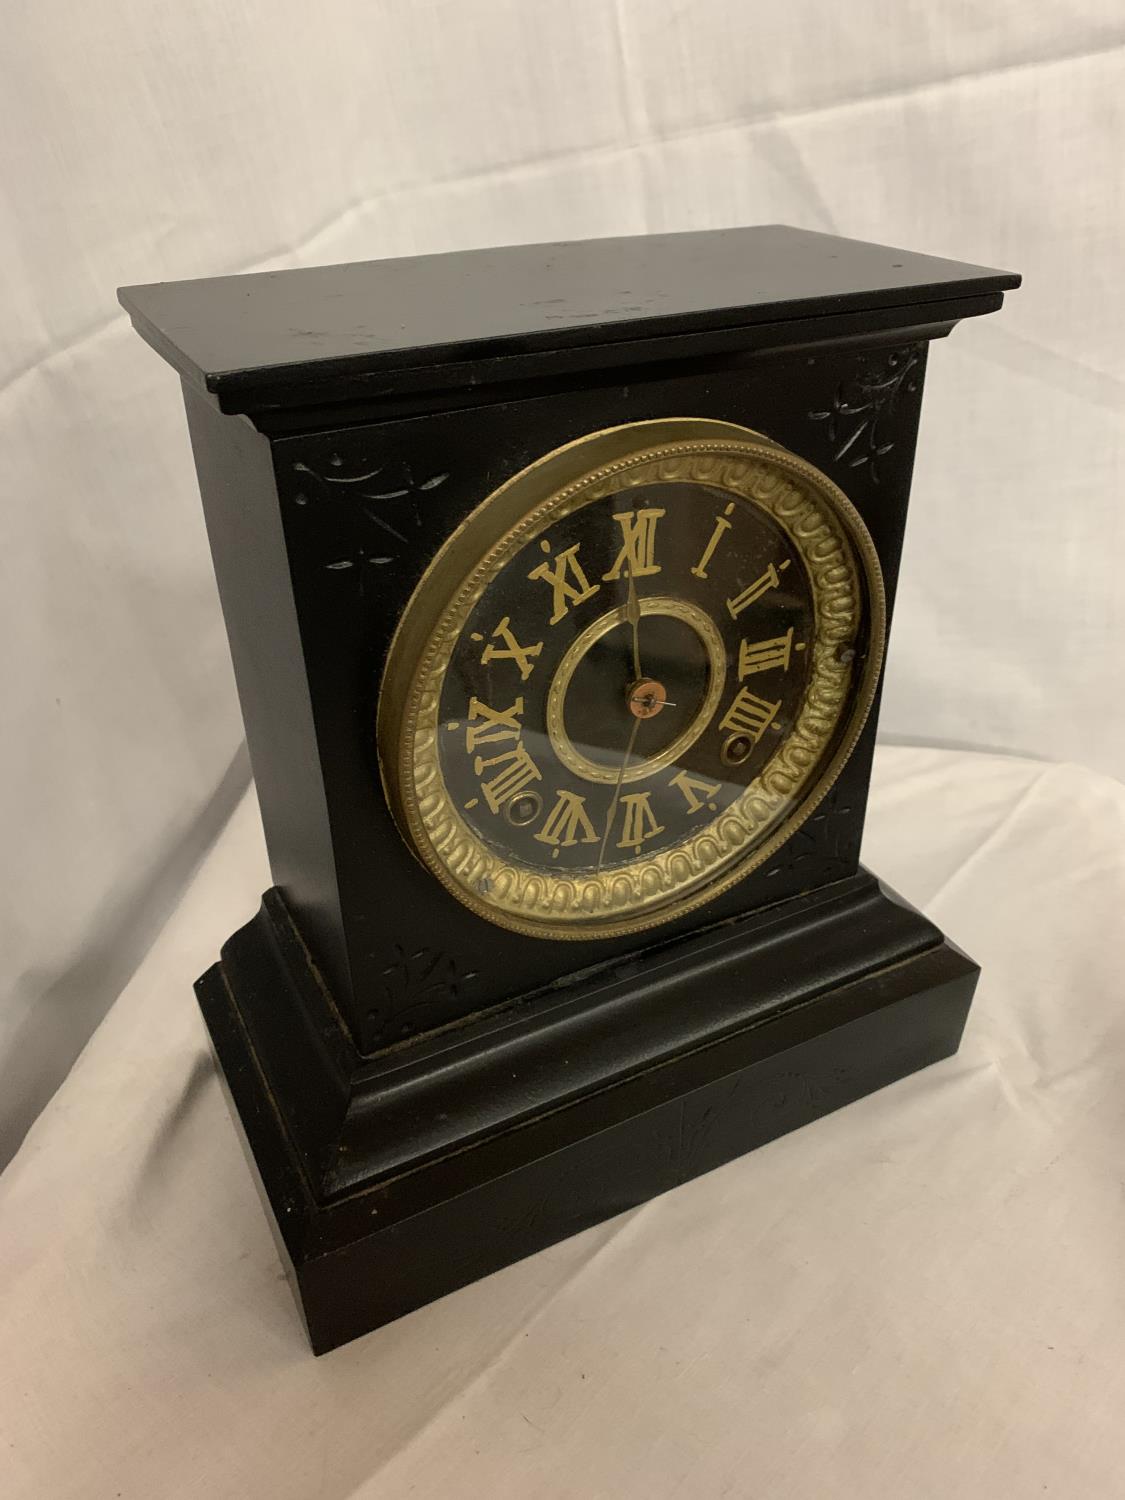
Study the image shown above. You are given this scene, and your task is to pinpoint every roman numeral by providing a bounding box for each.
[473,743,542,814]
[719,687,782,743]
[602,507,665,581]
[617,791,665,852]
[691,504,734,580]
[534,789,598,854]
[738,627,795,678]
[464,695,524,754]
[528,541,601,624]
[669,769,721,815]
[726,559,790,619]
[479,616,543,681]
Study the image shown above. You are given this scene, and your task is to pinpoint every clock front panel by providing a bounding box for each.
[379,420,885,941]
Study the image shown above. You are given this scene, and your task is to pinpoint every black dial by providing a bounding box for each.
[438,481,816,873]
[379,420,883,940]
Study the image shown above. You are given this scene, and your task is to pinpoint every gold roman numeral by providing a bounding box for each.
[617,791,665,851]
[691,503,734,580]
[528,541,601,624]
[464,695,524,754]
[669,769,721,815]
[465,694,541,813]
[534,789,599,855]
[473,743,542,814]
[602,507,665,581]
[738,627,795,678]
[479,616,543,681]
[719,687,782,743]
[726,559,790,619]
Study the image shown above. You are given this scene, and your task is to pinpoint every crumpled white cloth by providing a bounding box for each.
[2,745,1123,1499]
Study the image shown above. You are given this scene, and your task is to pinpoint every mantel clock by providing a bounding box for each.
[120,226,1019,1354]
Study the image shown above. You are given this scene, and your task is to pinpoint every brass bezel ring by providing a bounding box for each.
[377,418,886,942]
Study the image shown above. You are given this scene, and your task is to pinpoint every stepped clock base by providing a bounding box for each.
[195,871,977,1355]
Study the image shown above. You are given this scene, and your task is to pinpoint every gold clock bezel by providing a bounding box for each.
[377,418,886,942]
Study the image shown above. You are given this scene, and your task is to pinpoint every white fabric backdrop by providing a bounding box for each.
[2,1,1123,1203]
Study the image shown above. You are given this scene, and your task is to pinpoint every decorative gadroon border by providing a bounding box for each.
[384,428,886,942]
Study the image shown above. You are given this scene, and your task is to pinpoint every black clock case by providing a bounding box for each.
[120,228,1018,1353]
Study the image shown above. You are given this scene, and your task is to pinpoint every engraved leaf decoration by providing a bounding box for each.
[810,347,920,484]
[292,457,448,506]
[290,454,450,567]
[371,944,479,1039]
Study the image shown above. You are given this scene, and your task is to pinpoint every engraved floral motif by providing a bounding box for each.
[371,944,478,1035]
[746,1067,852,1127]
[659,1061,852,1183]
[809,346,921,484]
[764,781,858,886]
[290,453,448,562]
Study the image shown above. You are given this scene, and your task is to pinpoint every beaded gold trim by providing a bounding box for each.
[379,422,885,941]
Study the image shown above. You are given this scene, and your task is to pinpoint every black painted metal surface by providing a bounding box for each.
[119,225,1017,412]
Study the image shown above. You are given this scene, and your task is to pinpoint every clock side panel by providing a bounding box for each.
[272,339,929,1051]
[182,385,355,1018]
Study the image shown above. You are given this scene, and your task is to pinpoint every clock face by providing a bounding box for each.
[378,419,884,940]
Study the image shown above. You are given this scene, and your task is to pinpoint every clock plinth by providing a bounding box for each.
[197,872,975,1355]
[120,226,1018,1353]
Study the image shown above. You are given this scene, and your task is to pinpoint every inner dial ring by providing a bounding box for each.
[545,596,726,786]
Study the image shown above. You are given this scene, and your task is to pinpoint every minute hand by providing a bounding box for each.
[597,712,641,873]
[624,565,642,682]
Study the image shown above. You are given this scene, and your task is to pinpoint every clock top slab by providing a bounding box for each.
[118,225,1019,414]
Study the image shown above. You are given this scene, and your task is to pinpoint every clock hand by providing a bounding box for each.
[624,565,642,683]
[598,573,670,870]
[596,711,642,872]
